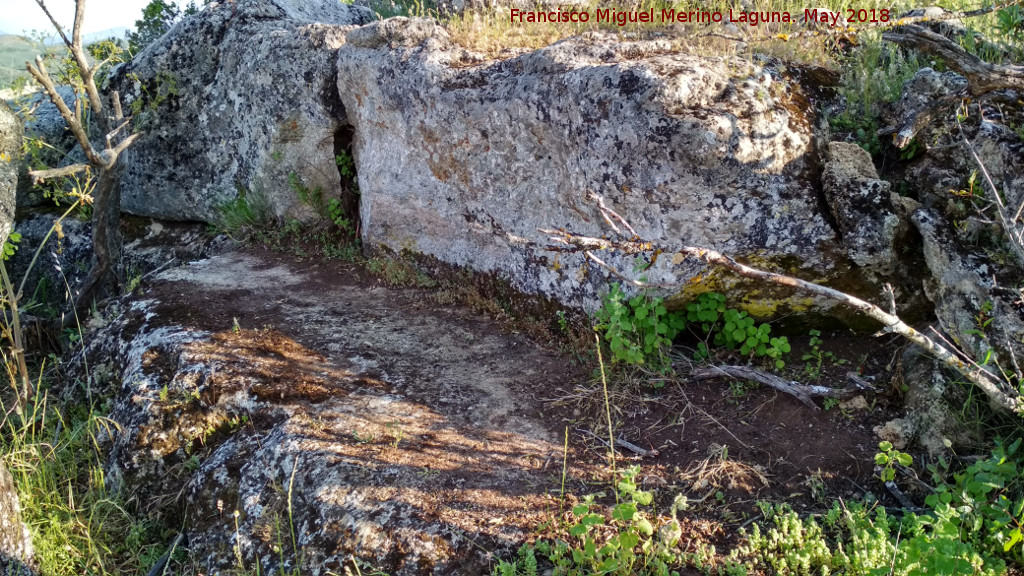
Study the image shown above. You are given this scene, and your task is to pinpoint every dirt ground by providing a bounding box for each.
[129,243,903,572]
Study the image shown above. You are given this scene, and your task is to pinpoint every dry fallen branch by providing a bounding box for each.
[883,25,1024,96]
[544,194,1023,416]
[28,163,90,184]
[688,364,862,410]
[892,0,1024,25]
[880,24,1024,147]
[575,428,659,458]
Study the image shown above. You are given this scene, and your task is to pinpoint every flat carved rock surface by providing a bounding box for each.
[95,249,581,575]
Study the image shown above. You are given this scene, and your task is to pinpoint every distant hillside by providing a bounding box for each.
[0,34,40,88]
[81,27,130,44]
[0,29,131,90]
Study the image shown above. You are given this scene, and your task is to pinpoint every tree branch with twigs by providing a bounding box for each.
[23,0,140,310]
[543,192,1024,416]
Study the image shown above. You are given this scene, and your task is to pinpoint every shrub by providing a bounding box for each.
[493,466,687,576]
[686,292,791,368]
[593,283,685,372]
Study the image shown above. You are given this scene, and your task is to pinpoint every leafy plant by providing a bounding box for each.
[927,438,1024,562]
[593,283,685,372]
[828,39,923,158]
[336,151,358,181]
[995,5,1023,43]
[685,292,790,368]
[801,329,844,379]
[875,440,913,483]
[728,380,757,403]
[2,232,21,261]
[289,173,355,235]
[494,466,687,576]
[214,184,273,239]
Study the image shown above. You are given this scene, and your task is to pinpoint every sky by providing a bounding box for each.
[0,0,190,37]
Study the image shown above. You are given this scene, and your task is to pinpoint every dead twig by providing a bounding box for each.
[688,364,861,410]
[575,428,659,458]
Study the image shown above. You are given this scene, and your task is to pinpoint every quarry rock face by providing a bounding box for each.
[336,19,889,314]
[109,0,374,222]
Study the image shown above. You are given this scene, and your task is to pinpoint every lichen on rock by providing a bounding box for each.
[108,0,374,223]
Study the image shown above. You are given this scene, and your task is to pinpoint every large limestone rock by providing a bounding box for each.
[87,251,577,575]
[821,142,910,274]
[912,208,1024,396]
[0,101,19,244]
[109,0,374,222]
[336,20,895,314]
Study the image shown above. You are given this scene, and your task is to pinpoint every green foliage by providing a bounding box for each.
[127,70,179,123]
[738,439,1024,576]
[365,255,436,288]
[336,151,358,181]
[128,0,181,53]
[736,497,1010,576]
[801,329,844,379]
[593,283,685,372]
[737,502,837,574]
[728,380,757,403]
[996,5,1024,44]
[874,440,913,483]
[2,232,20,261]
[494,466,687,576]
[289,173,355,235]
[214,184,273,239]
[126,0,212,53]
[686,292,790,369]
[0,396,171,576]
[828,39,923,157]
[927,438,1024,563]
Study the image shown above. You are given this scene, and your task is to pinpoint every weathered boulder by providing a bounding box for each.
[109,0,374,222]
[883,68,1024,418]
[895,68,1022,213]
[7,215,232,314]
[87,251,578,575]
[0,101,19,244]
[336,20,903,315]
[821,142,908,274]
[895,343,981,457]
[911,208,1024,397]
[0,461,35,575]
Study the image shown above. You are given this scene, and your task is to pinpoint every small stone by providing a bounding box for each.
[839,395,869,411]
[873,418,914,450]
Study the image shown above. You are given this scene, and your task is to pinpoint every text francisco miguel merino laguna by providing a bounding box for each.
[510,7,890,26]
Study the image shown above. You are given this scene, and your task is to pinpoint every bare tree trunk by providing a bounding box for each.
[24,0,140,309]
[883,25,1024,96]
[76,164,125,305]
